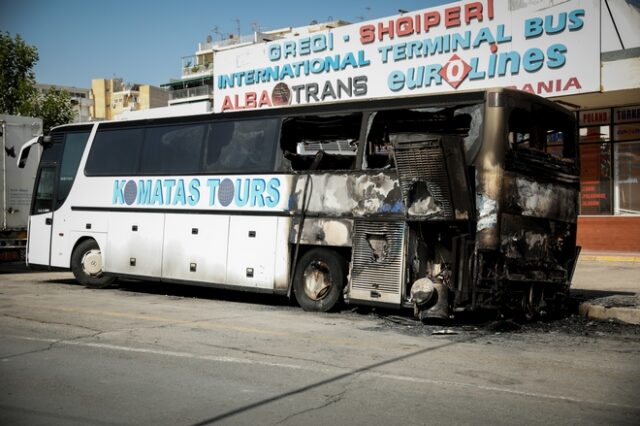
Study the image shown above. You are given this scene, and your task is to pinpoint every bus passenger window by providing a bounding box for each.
[364,107,476,169]
[280,114,360,171]
[508,107,576,163]
[204,119,279,173]
[140,124,205,175]
[57,131,90,208]
[85,128,144,176]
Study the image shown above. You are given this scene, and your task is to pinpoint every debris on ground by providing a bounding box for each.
[432,329,458,335]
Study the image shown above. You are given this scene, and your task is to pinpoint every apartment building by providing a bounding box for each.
[90,78,168,120]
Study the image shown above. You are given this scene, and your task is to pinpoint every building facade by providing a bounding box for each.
[550,0,640,252]
[161,20,349,107]
[90,78,168,120]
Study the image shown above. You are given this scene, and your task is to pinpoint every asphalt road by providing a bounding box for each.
[1,265,639,425]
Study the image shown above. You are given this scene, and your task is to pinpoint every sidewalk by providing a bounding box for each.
[572,253,640,325]
[578,250,640,264]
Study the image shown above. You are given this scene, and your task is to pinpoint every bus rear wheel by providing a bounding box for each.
[71,240,115,288]
[293,248,346,312]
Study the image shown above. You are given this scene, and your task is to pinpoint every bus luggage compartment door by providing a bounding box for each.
[226,216,278,289]
[105,213,165,277]
[162,214,229,284]
[348,220,406,305]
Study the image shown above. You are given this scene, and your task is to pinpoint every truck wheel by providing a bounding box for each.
[71,240,114,288]
[293,248,346,312]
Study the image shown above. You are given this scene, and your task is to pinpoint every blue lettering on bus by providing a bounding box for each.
[137,180,152,204]
[207,178,220,206]
[188,179,200,206]
[266,179,280,208]
[151,180,164,205]
[113,180,126,204]
[234,178,250,207]
[251,178,266,207]
[112,177,282,209]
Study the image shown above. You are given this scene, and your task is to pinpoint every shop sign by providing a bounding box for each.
[213,0,601,112]
[579,108,610,126]
[613,106,640,123]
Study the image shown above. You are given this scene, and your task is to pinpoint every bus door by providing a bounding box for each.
[28,164,57,266]
[27,129,92,267]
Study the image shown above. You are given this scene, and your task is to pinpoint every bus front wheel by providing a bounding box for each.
[71,240,115,288]
[293,248,346,312]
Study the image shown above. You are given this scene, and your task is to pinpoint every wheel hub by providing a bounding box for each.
[81,249,103,277]
[302,260,332,300]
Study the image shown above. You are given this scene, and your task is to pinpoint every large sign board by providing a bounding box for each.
[214,0,600,112]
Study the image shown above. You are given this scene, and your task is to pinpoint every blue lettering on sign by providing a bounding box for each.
[112,177,281,209]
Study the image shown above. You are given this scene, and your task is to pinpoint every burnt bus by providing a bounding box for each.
[21,88,579,319]
[282,88,579,319]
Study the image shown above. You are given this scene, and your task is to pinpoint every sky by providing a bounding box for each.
[1,0,455,89]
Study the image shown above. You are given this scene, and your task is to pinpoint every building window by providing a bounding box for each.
[614,142,640,215]
[579,127,612,215]
[579,106,640,216]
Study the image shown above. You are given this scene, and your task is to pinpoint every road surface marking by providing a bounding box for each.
[3,334,637,412]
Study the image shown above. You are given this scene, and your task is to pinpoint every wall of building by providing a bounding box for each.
[90,79,110,120]
[91,79,168,120]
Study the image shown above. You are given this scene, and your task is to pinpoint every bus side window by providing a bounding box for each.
[365,114,394,169]
[204,119,279,173]
[508,107,575,163]
[280,114,360,171]
[364,107,474,169]
[85,128,144,176]
[57,131,90,208]
[141,124,205,175]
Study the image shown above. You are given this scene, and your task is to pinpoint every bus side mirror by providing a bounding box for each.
[17,135,47,168]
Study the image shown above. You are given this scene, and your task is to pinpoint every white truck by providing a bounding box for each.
[1,114,42,262]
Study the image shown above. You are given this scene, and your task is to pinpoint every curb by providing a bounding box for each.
[578,301,640,325]
[578,255,640,263]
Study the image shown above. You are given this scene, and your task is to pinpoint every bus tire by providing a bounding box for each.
[71,239,114,289]
[293,248,346,312]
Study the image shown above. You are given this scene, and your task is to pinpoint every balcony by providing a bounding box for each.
[182,62,213,78]
[168,85,212,101]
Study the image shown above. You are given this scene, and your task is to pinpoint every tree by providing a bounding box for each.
[0,31,38,115]
[26,87,76,132]
[1,32,75,131]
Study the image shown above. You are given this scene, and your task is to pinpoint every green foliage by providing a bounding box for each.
[0,31,39,115]
[1,32,75,131]
[26,87,76,132]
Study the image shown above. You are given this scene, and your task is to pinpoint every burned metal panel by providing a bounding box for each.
[290,172,404,218]
[503,174,578,223]
[348,220,406,305]
[500,213,572,283]
[393,134,473,220]
[289,218,353,247]
[499,172,578,284]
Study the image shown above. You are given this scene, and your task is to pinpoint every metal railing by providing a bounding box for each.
[168,85,212,100]
[182,62,214,77]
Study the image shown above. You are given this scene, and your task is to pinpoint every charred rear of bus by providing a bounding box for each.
[472,91,580,318]
[285,89,579,319]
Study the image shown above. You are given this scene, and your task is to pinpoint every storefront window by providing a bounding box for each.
[614,142,640,215]
[579,126,612,215]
